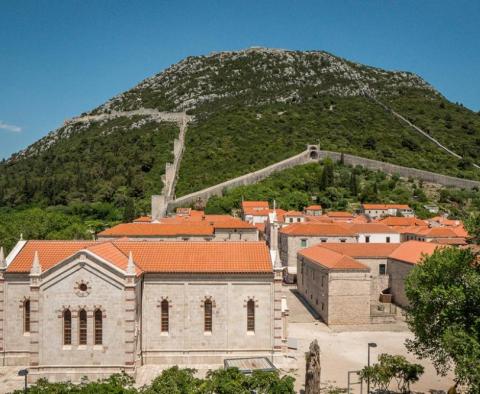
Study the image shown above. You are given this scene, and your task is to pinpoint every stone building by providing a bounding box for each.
[388,241,440,307]
[0,240,287,382]
[296,242,440,325]
[361,204,414,219]
[98,220,258,242]
[278,223,358,281]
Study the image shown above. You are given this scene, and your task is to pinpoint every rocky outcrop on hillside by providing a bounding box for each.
[94,47,439,114]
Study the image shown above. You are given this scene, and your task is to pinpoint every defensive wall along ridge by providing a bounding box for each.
[167,145,480,212]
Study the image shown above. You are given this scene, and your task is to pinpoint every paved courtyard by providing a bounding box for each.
[280,286,455,393]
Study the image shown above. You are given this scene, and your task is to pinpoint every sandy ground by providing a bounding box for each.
[282,287,454,393]
[0,286,455,393]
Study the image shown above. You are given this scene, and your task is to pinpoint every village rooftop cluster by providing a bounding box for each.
[0,197,471,383]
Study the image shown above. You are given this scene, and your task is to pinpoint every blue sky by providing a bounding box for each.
[1,0,479,159]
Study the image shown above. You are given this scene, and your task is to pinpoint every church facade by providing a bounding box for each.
[0,240,287,382]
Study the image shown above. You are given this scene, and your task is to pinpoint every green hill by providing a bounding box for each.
[1,48,479,250]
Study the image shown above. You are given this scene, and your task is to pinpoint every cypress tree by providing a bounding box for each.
[123,198,136,223]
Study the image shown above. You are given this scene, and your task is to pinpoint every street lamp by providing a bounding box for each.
[367,342,377,394]
[18,369,28,393]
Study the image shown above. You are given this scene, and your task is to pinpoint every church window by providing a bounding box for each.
[23,300,30,334]
[161,300,169,333]
[63,309,72,345]
[79,309,87,345]
[247,299,255,332]
[204,299,212,333]
[94,309,102,345]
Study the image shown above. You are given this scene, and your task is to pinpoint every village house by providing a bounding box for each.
[0,240,287,382]
[401,226,467,245]
[296,241,440,325]
[241,201,270,225]
[97,218,259,242]
[278,223,358,281]
[361,204,414,219]
[303,205,323,216]
[388,241,440,307]
[348,223,401,243]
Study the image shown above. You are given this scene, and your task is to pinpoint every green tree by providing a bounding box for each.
[359,354,424,393]
[319,159,334,190]
[143,366,203,394]
[465,212,480,244]
[405,248,480,393]
[349,172,358,196]
[123,198,136,223]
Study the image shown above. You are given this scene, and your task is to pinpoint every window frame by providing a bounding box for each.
[63,309,72,346]
[79,309,88,345]
[94,309,103,345]
[161,299,169,333]
[23,300,31,334]
[204,299,213,333]
[247,299,255,333]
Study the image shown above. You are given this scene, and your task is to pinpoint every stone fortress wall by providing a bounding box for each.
[167,145,480,212]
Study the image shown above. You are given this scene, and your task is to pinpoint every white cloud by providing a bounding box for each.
[0,121,22,133]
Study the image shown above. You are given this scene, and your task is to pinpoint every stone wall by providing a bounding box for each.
[168,146,480,213]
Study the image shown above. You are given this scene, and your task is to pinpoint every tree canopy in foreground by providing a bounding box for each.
[405,247,480,393]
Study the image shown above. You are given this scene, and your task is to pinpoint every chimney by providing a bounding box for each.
[151,195,165,222]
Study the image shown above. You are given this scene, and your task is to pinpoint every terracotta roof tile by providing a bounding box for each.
[320,243,400,258]
[378,217,427,227]
[98,223,214,237]
[326,211,354,218]
[284,210,304,217]
[299,246,369,270]
[114,241,272,273]
[7,241,272,274]
[388,241,441,265]
[241,201,269,209]
[305,205,322,210]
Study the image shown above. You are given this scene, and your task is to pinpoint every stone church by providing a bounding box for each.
[0,240,288,382]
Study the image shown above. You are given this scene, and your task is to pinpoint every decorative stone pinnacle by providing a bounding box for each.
[126,251,136,276]
[30,251,42,276]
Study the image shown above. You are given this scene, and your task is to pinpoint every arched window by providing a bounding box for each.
[204,299,212,333]
[247,299,255,332]
[79,309,87,345]
[23,300,30,334]
[94,309,103,345]
[63,309,72,345]
[161,300,169,333]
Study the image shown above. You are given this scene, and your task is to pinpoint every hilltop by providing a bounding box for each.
[1,47,480,210]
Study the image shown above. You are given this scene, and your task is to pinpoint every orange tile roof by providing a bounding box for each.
[347,223,399,234]
[98,223,214,237]
[299,246,369,270]
[254,223,266,233]
[378,217,427,227]
[320,243,400,258]
[213,220,257,229]
[362,204,411,210]
[431,238,467,245]
[280,223,356,236]
[416,227,462,238]
[326,211,354,218]
[7,241,272,274]
[305,216,335,223]
[305,205,322,210]
[388,241,441,265]
[242,201,269,209]
[114,241,272,273]
[7,240,96,273]
[242,207,270,216]
[284,210,304,217]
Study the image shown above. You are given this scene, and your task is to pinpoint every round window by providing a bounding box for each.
[79,283,88,292]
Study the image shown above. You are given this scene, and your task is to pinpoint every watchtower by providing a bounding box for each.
[307,144,320,160]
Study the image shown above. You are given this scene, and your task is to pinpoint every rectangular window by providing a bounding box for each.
[204,300,213,333]
[161,300,169,333]
[79,309,87,345]
[379,264,386,275]
[365,235,370,243]
[321,239,327,243]
[321,276,325,287]
[340,239,346,243]
[94,309,103,345]
[386,236,391,243]
[247,300,255,332]
[300,239,307,248]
